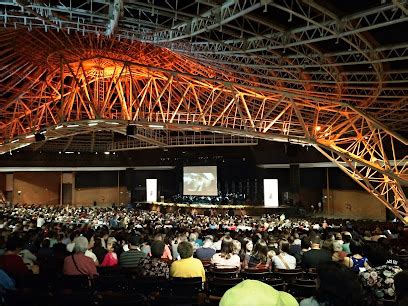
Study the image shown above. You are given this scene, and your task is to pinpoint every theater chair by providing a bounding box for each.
[208,267,240,280]
[207,277,243,304]
[273,268,304,284]
[286,280,317,302]
[55,275,96,306]
[240,269,272,281]
[153,277,204,306]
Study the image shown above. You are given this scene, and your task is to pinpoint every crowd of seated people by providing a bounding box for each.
[0,204,407,305]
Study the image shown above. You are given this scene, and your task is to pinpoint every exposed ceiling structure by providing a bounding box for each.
[0,0,407,220]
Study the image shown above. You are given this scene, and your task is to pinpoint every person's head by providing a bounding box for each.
[394,270,408,304]
[301,236,311,250]
[189,233,197,242]
[246,240,253,252]
[310,236,321,248]
[220,237,234,258]
[42,238,51,248]
[232,240,241,255]
[343,234,352,243]
[177,241,194,259]
[74,236,89,254]
[349,241,363,256]
[316,262,364,306]
[203,235,213,247]
[151,240,165,258]
[6,236,23,252]
[129,235,142,248]
[253,239,268,263]
[335,232,342,241]
[332,241,343,252]
[154,233,163,241]
[279,241,290,254]
[322,240,334,253]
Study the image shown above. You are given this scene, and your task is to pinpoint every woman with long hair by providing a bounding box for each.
[211,236,241,269]
[243,239,270,270]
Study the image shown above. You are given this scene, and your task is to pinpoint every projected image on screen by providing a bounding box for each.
[183,166,218,196]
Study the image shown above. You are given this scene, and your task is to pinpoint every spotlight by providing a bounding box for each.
[35,133,46,142]
[315,126,322,132]
[126,125,135,136]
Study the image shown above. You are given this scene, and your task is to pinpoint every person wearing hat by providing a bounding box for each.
[220,279,298,306]
[119,235,146,268]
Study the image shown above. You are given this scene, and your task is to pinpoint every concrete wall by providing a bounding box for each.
[74,186,130,206]
[324,189,386,221]
[13,172,60,205]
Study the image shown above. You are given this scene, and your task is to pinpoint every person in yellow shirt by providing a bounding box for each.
[170,241,206,282]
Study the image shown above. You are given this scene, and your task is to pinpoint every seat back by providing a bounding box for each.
[209,267,240,279]
[130,276,169,295]
[208,277,243,298]
[287,283,317,300]
[58,275,93,291]
[273,270,304,283]
[171,277,203,296]
[240,270,272,281]
[263,278,285,291]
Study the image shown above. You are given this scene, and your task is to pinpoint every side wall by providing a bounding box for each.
[74,186,130,206]
[324,189,386,221]
[13,172,60,205]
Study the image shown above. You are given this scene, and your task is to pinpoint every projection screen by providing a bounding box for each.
[183,166,218,196]
[264,179,279,207]
[146,179,157,202]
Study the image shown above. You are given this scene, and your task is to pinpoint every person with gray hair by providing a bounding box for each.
[63,236,98,277]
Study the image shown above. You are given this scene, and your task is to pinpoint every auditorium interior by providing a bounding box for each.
[0,0,407,305]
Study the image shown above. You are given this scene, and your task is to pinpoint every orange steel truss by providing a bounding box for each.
[0,30,407,221]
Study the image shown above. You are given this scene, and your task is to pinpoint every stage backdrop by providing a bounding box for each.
[264,179,279,207]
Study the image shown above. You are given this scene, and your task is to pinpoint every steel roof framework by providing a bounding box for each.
[0,0,407,220]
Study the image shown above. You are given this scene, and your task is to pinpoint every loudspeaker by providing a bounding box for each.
[34,133,46,142]
[126,125,135,136]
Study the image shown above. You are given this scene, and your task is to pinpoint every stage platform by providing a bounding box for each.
[138,201,299,217]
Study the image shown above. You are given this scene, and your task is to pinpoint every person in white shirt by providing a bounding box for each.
[272,241,297,270]
[211,237,241,270]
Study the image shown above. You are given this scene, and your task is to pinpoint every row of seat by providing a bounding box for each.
[2,271,317,306]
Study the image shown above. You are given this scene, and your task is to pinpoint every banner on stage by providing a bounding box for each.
[146,179,157,202]
[264,179,279,207]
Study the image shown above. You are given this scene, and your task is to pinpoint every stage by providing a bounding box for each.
[137,201,300,217]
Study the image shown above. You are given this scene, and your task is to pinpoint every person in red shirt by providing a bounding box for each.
[0,236,32,285]
[63,236,98,277]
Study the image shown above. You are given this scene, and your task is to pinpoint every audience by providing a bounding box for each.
[0,203,407,305]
